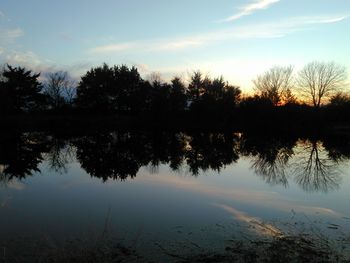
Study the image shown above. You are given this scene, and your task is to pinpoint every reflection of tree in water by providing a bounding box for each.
[240,135,296,187]
[323,136,350,163]
[45,136,75,174]
[184,133,240,175]
[72,131,240,180]
[292,140,341,193]
[0,132,49,182]
[73,132,149,181]
[0,130,348,193]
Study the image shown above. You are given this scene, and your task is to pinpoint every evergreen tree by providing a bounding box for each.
[0,65,44,113]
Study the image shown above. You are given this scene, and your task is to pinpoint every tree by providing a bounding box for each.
[44,71,76,110]
[169,77,187,112]
[298,61,347,108]
[149,78,171,115]
[0,65,44,113]
[253,65,294,106]
[187,71,211,103]
[75,64,144,113]
[329,92,350,107]
[76,63,117,112]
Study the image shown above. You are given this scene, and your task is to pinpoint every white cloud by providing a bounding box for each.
[221,0,280,22]
[304,15,347,24]
[4,50,86,78]
[0,28,23,42]
[6,51,42,67]
[89,15,347,54]
[90,42,139,53]
[0,47,4,55]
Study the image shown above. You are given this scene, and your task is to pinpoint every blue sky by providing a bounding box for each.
[0,0,349,91]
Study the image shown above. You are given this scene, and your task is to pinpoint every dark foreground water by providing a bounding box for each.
[0,130,350,262]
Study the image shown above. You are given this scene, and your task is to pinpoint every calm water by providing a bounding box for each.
[1,130,350,261]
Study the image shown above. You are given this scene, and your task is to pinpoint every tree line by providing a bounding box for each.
[0,62,348,122]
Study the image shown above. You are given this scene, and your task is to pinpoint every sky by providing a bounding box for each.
[0,0,349,91]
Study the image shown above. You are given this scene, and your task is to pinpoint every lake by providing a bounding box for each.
[1,130,350,262]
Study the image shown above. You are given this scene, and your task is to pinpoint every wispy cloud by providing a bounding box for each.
[0,47,4,55]
[89,15,347,54]
[6,50,42,67]
[221,0,280,22]
[0,28,23,42]
[90,42,139,53]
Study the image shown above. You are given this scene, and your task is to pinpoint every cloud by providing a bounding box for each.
[221,0,280,22]
[0,47,4,55]
[4,50,91,80]
[288,15,347,25]
[6,50,42,68]
[90,42,139,53]
[0,28,23,42]
[89,15,347,54]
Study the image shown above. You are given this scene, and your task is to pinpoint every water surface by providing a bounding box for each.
[1,131,350,261]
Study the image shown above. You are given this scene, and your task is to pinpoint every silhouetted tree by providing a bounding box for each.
[283,88,298,105]
[44,71,76,110]
[149,79,171,115]
[0,65,44,113]
[76,64,145,113]
[169,77,187,112]
[239,95,274,111]
[75,64,116,112]
[117,65,147,113]
[221,83,242,112]
[187,71,211,104]
[298,61,347,108]
[253,65,294,106]
[188,73,241,115]
[329,92,350,107]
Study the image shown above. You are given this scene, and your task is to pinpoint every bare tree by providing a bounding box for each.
[147,71,163,85]
[297,61,347,107]
[44,71,76,109]
[253,65,294,106]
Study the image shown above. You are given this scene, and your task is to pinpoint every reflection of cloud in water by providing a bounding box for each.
[213,203,283,238]
[1,195,12,208]
[6,180,26,191]
[297,206,341,217]
[136,173,343,218]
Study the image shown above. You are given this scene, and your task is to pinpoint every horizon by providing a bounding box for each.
[0,0,349,92]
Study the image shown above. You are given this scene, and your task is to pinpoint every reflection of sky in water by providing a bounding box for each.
[1,149,350,251]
